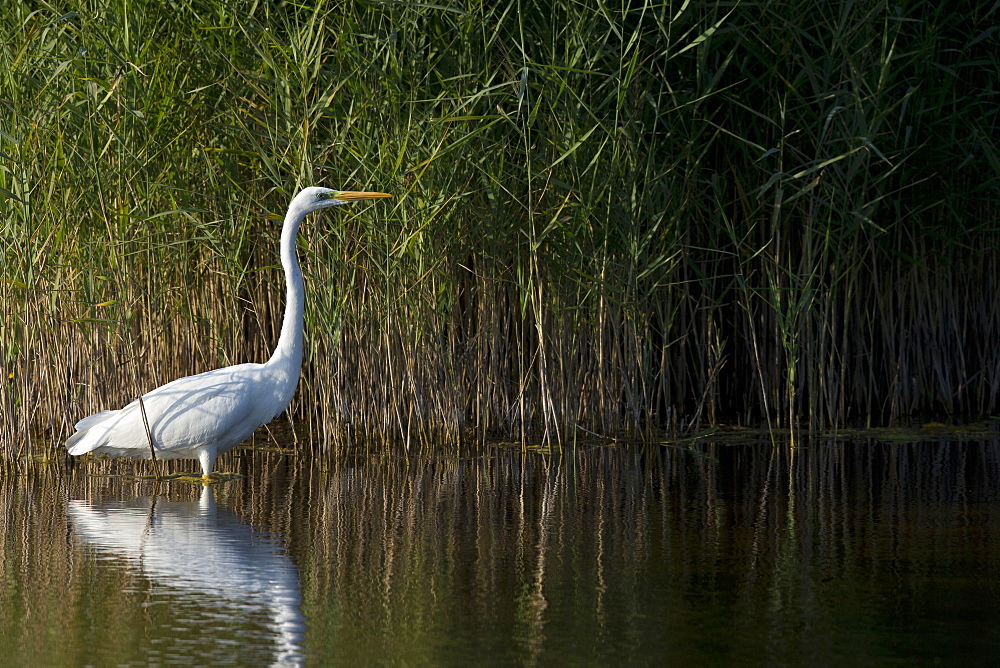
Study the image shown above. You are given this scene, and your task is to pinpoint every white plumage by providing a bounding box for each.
[66,187,391,478]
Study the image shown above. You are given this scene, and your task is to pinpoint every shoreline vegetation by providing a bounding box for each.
[2,1,998,457]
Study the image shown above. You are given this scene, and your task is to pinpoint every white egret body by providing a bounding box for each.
[66,187,391,478]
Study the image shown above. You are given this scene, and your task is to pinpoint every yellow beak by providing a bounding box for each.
[331,191,393,201]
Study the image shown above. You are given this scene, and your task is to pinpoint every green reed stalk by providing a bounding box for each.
[0,0,997,460]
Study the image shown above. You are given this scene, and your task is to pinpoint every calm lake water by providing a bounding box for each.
[2,439,999,665]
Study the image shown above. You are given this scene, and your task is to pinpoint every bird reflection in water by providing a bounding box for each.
[68,487,305,666]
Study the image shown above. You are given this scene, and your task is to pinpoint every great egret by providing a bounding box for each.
[66,187,391,479]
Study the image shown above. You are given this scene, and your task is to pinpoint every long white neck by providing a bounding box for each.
[267,205,307,373]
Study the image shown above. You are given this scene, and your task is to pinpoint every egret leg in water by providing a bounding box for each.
[65,188,392,479]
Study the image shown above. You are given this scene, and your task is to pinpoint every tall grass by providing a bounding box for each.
[0,0,997,457]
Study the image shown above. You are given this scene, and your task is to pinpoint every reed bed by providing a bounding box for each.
[1,0,998,456]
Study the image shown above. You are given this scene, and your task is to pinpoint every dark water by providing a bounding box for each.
[2,440,999,665]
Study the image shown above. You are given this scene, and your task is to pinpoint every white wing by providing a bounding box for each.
[67,362,294,460]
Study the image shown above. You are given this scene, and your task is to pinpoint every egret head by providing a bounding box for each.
[292,186,392,215]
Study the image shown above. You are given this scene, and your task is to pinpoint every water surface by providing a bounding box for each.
[1,440,999,664]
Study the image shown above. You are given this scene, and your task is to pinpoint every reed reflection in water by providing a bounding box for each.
[296,441,1000,664]
[0,441,999,664]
